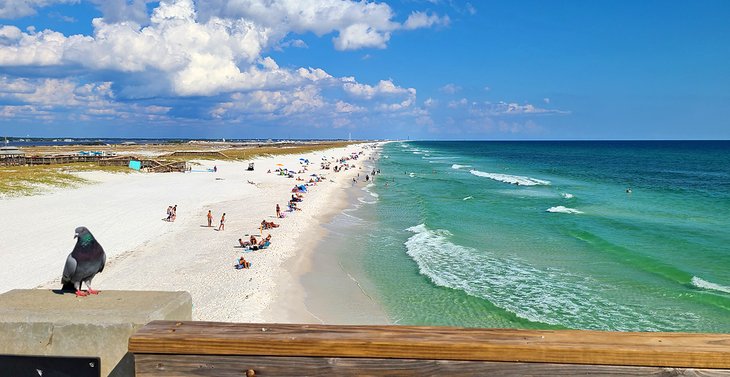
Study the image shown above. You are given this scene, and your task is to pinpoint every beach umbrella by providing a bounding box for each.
[276,163,284,166]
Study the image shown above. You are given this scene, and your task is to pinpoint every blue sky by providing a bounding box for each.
[1,0,728,140]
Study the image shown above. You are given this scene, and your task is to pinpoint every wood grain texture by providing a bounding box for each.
[128,321,730,369]
[134,354,730,377]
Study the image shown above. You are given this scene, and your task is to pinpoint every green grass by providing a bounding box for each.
[0,163,131,196]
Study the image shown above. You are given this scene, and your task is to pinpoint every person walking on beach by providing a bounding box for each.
[218,213,226,231]
[207,210,213,227]
[276,204,281,218]
[171,205,177,222]
[166,206,172,221]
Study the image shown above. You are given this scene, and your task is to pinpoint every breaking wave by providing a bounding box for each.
[691,276,730,294]
[451,164,471,170]
[469,170,551,186]
[546,206,583,214]
[403,224,687,331]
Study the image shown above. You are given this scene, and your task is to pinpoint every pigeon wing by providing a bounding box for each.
[62,253,77,284]
[98,251,106,273]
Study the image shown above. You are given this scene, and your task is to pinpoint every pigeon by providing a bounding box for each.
[61,226,106,297]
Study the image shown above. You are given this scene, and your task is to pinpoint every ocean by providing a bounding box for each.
[314,141,730,332]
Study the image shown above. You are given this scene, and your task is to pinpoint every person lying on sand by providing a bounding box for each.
[243,235,258,247]
[259,234,272,247]
[234,256,250,269]
[260,220,279,229]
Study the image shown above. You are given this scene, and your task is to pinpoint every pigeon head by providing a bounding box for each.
[74,227,95,248]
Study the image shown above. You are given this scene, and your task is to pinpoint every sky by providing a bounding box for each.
[0,0,728,140]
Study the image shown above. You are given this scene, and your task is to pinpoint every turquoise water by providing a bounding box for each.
[325,141,730,332]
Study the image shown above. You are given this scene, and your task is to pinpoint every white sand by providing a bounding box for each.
[0,144,380,322]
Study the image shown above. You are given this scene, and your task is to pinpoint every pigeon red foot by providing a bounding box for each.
[87,289,100,295]
[75,290,89,297]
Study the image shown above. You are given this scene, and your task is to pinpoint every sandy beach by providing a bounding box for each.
[0,143,387,323]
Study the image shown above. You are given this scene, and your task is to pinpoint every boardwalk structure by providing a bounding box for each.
[1,152,188,172]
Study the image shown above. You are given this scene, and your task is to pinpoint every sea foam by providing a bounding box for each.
[362,184,379,198]
[403,224,677,331]
[562,193,575,199]
[451,164,471,170]
[546,206,583,214]
[691,276,730,294]
[469,170,551,186]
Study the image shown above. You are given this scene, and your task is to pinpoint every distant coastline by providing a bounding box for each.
[3,137,367,147]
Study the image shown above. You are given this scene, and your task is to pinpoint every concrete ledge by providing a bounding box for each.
[0,289,192,376]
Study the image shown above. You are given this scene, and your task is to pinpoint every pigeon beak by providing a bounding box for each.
[74,233,78,239]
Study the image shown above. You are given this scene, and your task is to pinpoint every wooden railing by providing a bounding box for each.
[129,321,730,376]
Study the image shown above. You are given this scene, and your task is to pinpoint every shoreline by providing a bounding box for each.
[1,143,381,323]
[263,145,390,324]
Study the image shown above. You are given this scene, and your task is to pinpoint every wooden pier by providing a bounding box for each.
[129,321,730,376]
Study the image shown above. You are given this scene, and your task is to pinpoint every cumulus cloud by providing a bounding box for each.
[210,84,333,121]
[0,104,51,120]
[335,100,365,113]
[0,76,108,106]
[403,11,450,30]
[0,26,76,66]
[1,8,284,96]
[333,23,391,50]
[0,0,451,130]
[0,0,433,98]
[343,78,412,99]
[196,0,406,51]
[276,38,307,50]
[0,75,174,122]
[89,0,150,24]
[0,0,77,19]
